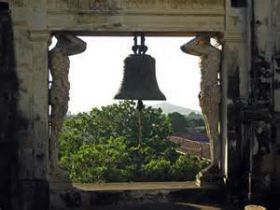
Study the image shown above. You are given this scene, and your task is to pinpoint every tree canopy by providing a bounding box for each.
[59,101,209,183]
[168,111,206,135]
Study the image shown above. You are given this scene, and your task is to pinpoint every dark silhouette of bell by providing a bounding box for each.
[114,54,166,100]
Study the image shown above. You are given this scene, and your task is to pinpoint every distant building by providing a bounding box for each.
[172,132,209,143]
[169,135,210,159]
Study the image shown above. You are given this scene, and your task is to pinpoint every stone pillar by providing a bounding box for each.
[221,33,248,186]
[11,0,50,206]
[272,0,280,114]
[221,0,249,194]
[14,29,50,210]
[0,6,20,209]
[246,1,280,203]
[271,3,280,190]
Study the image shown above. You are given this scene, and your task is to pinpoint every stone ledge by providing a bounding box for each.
[51,181,217,191]
[50,181,225,210]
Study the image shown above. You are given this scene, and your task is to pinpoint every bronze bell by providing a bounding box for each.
[114,34,166,101]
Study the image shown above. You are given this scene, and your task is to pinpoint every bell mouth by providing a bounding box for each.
[114,92,166,101]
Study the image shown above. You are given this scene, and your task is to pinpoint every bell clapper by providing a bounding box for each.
[136,100,144,147]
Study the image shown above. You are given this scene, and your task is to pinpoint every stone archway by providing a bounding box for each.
[8,0,251,208]
[47,33,224,186]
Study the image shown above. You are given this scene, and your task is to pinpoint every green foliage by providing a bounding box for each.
[170,155,209,181]
[143,159,171,181]
[60,101,171,153]
[60,137,135,182]
[168,111,206,135]
[59,101,208,183]
[167,112,187,133]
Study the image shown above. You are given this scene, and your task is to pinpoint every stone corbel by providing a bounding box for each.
[223,32,246,43]
[28,30,50,42]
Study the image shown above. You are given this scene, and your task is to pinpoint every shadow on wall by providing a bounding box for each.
[231,0,247,7]
[0,2,27,209]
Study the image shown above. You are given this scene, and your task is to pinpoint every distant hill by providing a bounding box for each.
[151,102,200,116]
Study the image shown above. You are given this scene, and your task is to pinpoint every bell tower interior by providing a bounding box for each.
[2,0,280,209]
[49,35,207,183]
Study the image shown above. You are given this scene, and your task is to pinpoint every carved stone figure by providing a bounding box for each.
[48,34,86,179]
[181,34,222,185]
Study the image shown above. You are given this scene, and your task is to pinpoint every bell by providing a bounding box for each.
[114,34,166,101]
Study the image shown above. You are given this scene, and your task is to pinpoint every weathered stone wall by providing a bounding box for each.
[271,2,280,187]
[0,8,14,210]
[47,0,224,10]
[5,1,231,208]
[10,0,224,9]
[272,0,280,113]
[220,0,249,189]
[219,0,280,206]
[46,0,225,33]
[0,5,26,209]
[6,1,50,209]
[5,0,247,208]
[245,0,280,201]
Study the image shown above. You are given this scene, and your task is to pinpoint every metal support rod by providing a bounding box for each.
[137,100,144,147]
[132,33,138,54]
[141,33,145,46]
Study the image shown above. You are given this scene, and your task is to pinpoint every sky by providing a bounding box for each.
[67,37,201,114]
